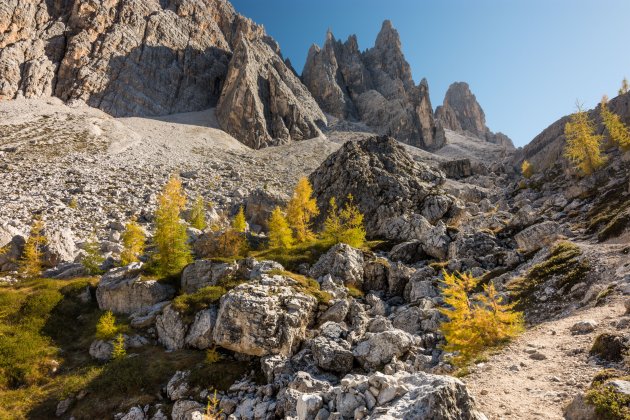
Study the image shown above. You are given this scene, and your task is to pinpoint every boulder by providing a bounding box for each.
[181,259,237,294]
[166,371,191,401]
[89,340,113,361]
[244,188,290,230]
[514,221,564,252]
[570,320,597,335]
[96,263,175,314]
[353,329,413,369]
[156,305,189,351]
[213,275,317,356]
[309,243,364,286]
[311,336,354,374]
[171,400,204,420]
[369,371,487,419]
[42,228,77,267]
[185,307,218,349]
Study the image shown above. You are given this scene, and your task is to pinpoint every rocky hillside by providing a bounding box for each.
[518,90,630,171]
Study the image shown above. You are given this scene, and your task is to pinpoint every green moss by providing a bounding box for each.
[268,269,332,304]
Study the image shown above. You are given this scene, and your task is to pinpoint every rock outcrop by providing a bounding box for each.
[216,18,326,148]
[309,136,458,242]
[212,274,317,356]
[96,263,175,314]
[436,82,514,149]
[302,21,445,150]
[0,0,325,149]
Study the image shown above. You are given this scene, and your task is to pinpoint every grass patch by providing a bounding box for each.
[171,286,226,320]
[268,269,332,304]
[0,277,102,419]
[249,240,332,271]
[507,241,589,307]
[347,284,364,299]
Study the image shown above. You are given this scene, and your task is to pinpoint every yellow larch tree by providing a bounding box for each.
[439,271,524,367]
[600,95,630,151]
[189,195,208,231]
[153,175,192,276]
[321,195,366,248]
[267,206,294,250]
[20,217,46,278]
[231,206,247,233]
[619,77,629,96]
[521,160,534,178]
[120,216,146,266]
[286,177,319,243]
[563,104,606,176]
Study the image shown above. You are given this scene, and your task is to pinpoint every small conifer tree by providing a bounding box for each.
[120,216,146,266]
[268,207,294,250]
[321,195,366,248]
[620,77,629,96]
[111,333,127,360]
[95,311,119,340]
[231,206,247,233]
[521,160,534,178]
[153,175,192,276]
[20,217,46,278]
[564,103,606,176]
[439,271,524,367]
[287,177,319,242]
[189,195,207,231]
[82,235,104,275]
[600,96,630,151]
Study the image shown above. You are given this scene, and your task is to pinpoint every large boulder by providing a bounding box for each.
[368,371,487,419]
[185,307,218,349]
[514,221,564,252]
[244,187,290,230]
[96,263,175,314]
[156,305,189,351]
[309,243,365,286]
[309,136,454,242]
[353,329,413,370]
[311,336,354,374]
[213,275,317,356]
[180,259,237,294]
[42,228,78,267]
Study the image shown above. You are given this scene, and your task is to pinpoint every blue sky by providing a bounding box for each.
[231,0,630,147]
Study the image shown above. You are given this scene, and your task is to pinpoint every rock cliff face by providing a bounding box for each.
[0,0,325,149]
[215,17,325,149]
[436,82,514,149]
[302,21,445,150]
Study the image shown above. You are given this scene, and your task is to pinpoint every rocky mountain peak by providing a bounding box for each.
[302,20,445,150]
[436,81,515,149]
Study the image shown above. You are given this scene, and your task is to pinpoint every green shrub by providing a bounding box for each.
[585,371,630,420]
